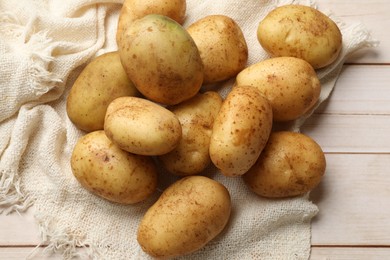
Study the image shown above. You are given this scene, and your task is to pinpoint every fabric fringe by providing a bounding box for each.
[0,169,33,214]
[27,213,105,260]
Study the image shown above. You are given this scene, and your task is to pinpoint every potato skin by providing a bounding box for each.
[70,131,158,204]
[243,131,326,198]
[159,91,223,176]
[104,96,182,156]
[137,176,231,258]
[118,14,204,105]
[187,15,248,84]
[257,4,342,69]
[66,52,139,132]
[209,86,273,177]
[235,57,321,122]
[116,0,186,44]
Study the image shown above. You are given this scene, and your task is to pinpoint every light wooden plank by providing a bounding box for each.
[316,0,390,64]
[311,153,390,246]
[302,114,390,153]
[0,208,41,246]
[311,247,390,259]
[315,65,390,115]
[0,247,59,260]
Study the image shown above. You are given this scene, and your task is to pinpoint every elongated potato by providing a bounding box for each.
[210,86,273,177]
[66,52,139,132]
[104,96,182,156]
[243,131,326,198]
[235,57,321,122]
[137,176,231,258]
[257,4,342,69]
[71,131,158,204]
[118,14,203,105]
[159,91,223,176]
[187,15,248,84]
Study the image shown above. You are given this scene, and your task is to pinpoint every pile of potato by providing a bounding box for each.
[66,0,342,258]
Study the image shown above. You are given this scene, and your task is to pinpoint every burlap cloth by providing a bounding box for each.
[0,0,376,259]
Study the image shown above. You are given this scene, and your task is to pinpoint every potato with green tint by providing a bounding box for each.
[137,175,231,258]
[243,131,326,198]
[235,57,321,122]
[159,91,223,176]
[116,0,186,44]
[70,130,158,204]
[209,86,273,177]
[118,14,203,105]
[187,15,248,84]
[104,96,182,156]
[257,4,342,69]
[66,51,139,132]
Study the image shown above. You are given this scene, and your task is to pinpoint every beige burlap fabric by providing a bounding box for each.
[0,0,376,259]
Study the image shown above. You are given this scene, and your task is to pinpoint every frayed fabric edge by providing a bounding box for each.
[0,169,34,214]
[26,213,106,260]
[0,12,63,97]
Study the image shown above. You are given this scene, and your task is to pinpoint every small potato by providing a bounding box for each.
[70,130,158,204]
[209,86,273,177]
[137,175,231,258]
[235,57,321,122]
[257,4,342,69]
[243,131,326,198]
[187,15,248,84]
[159,91,223,176]
[66,52,139,132]
[104,96,182,156]
[118,14,203,105]
[116,0,186,44]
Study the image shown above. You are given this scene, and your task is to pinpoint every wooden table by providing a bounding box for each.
[1,1,389,259]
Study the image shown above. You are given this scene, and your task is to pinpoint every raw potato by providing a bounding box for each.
[116,0,186,44]
[257,4,342,69]
[66,52,139,132]
[209,86,273,177]
[235,57,321,122]
[243,131,326,198]
[137,175,231,258]
[118,14,204,105]
[70,131,158,204]
[187,15,248,84]
[159,91,223,176]
[104,96,182,156]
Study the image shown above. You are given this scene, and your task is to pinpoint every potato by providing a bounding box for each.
[257,4,342,69]
[243,131,326,198]
[159,91,223,176]
[70,130,158,204]
[66,52,139,132]
[137,175,231,258]
[104,96,182,156]
[118,14,204,105]
[235,57,321,122]
[116,0,186,44]
[209,86,273,177]
[187,15,248,84]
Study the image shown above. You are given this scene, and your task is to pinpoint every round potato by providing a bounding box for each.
[187,15,248,84]
[209,85,273,177]
[235,57,321,122]
[243,131,326,198]
[118,14,204,105]
[257,4,342,69]
[159,91,223,176]
[66,51,139,132]
[70,130,158,204]
[137,176,231,258]
[116,0,186,44]
[104,96,182,156]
